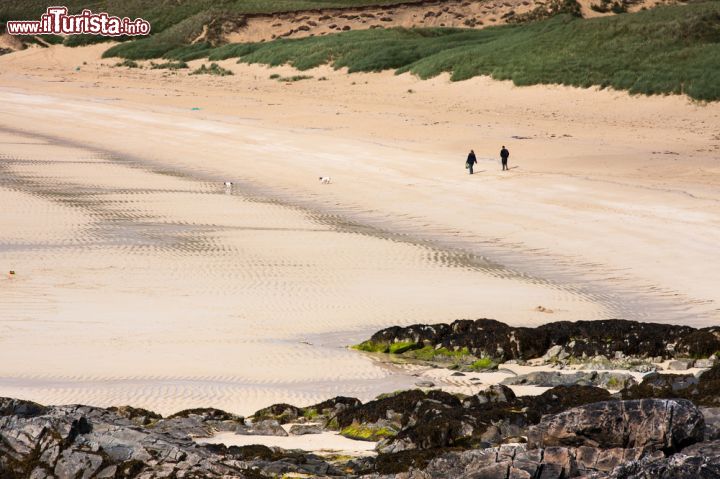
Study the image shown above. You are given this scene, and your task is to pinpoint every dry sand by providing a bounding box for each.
[0,44,718,418]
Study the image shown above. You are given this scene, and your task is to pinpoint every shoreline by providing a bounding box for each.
[2,355,718,477]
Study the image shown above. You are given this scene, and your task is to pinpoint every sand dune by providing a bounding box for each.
[219,0,678,43]
[0,44,718,414]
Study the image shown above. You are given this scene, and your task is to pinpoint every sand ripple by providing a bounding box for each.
[0,125,705,414]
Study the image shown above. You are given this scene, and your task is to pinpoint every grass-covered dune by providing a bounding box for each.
[0,0,422,26]
[110,1,720,101]
[0,0,423,48]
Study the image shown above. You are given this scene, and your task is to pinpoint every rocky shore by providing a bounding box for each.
[356,318,720,372]
[2,366,720,478]
[3,319,720,478]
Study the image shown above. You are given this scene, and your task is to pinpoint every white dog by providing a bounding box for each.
[319,176,331,184]
[224,181,233,188]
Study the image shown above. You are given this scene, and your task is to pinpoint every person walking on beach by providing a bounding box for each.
[466,149,477,175]
[500,146,510,171]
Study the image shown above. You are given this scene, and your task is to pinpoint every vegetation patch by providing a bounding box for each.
[606,376,621,389]
[388,341,419,354]
[591,0,629,14]
[326,416,340,430]
[163,43,216,62]
[406,345,472,362]
[190,62,234,76]
[510,0,582,23]
[374,390,406,400]
[469,358,497,371]
[150,61,189,70]
[352,340,389,353]
[115,59,140,68]
[271,74,315,82]
[63,34,116,47]
[340,422,397,441]
[302,408,319,420]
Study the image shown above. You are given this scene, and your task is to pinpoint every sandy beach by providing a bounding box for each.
[0,43,719,416]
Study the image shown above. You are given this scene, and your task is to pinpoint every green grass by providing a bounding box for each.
[115,59,140,68]
[340,422,396,441]
[352,340,389,353]
[374,390,406,400]
[469,358,497,371]
[103,13,216,60]
[151,60,189,69]
[190,62,234,76]
[302,408,319,420]
[409,345,439,361]
[511,0,582,23]
[63,35,116,47]
[407,345,472,362]
[353,341,473,362]
[606,376,621,389]
[114,2,720,101]
[388,341,418,354]
[275,74,315,82]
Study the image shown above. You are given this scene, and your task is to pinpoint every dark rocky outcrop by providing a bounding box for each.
[0,400,247,478]
[621,364,720,406]
[363,398,709,478]
[501,371,637,389]
[106,405,162,426]
[527,399,704,454]
[251,403,302,424]
[308,396,363,417]
[363,318,720,364]
[289,423,323,435]
[251,396,363,430]
[518,385,613,422]
[1,392,718,478]
[332,384,611,456]
[0,398,348,479]
[0,398,48,418]
[606,440,720,478]
[236,419,288,436]
[370,444,661,478]
[149,407,244,440]
[2,360,719,478]
[336,390,458,431]
[675,327,720,359]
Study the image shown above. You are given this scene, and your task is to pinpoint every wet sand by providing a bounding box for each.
[0,44,718,416]
[0,125,606,415]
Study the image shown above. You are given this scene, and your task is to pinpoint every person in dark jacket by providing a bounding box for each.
[500,146,510,171]
[466,150,477,175]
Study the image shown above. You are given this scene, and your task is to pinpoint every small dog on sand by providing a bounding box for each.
[319,176,331,184]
